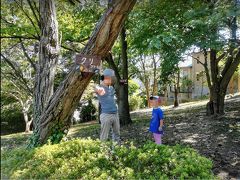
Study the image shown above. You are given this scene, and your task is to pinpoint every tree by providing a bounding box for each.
[32,0,60,137]
[29,0,136,146]
[105,26,132,125]
[181,76,193,99]
[128,0,239,114]
[185,0,240,114]
[1,45,34,133]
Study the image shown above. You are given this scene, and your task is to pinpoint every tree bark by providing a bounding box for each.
[25,117,33,133]
[152,54,158,95]
[33,0,59,131]
[31,0,136,146]
[118,26,132,125]
[174,70,180,107]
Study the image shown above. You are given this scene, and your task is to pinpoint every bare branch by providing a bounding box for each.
[61,44,81,53]
[188,54,205,66]
[1,54,33,94]
[105,52,121,80]
[19,38,37,71]
[26,0,40,27]
[1,35,39,40]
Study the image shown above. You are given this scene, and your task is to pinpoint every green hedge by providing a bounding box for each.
[1,139,215,179]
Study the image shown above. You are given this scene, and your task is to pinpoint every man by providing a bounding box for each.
[95,69,120,143]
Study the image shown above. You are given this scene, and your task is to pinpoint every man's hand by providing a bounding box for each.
[95,86,105,96]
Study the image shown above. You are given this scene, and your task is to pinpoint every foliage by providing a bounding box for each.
[80,99,97,123]
[128,79,140,96]
[1,139,215,179]
[129,95,144,111]
[181,76,193,92]
[1,102,25,135]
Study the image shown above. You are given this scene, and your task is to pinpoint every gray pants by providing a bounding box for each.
[100,113,120,143]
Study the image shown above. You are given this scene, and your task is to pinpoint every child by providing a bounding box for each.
[149,96,164,145]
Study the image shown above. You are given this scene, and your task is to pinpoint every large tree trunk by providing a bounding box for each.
[118,26,132,125]
[210,49,222,114]
[208,48,240,115]
[31,0,136,146]
[33,0,59,133]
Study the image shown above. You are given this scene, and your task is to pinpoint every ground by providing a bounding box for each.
[1,96,240,179]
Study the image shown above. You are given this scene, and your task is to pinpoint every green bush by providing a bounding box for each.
[129,95,143,111]
[1,139,215,179]
[1,106,25,135]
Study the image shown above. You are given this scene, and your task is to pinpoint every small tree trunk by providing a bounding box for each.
[152,54,158,95]
[164,88,168,106]
[25,119,33,133]
[23,110,33,133]
[118,84,132,125]
[174,70,180,107]
[201,75,204,97]
[174,86,179,107]
[145,80,150,107]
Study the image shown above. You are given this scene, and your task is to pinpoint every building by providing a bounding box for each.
[167,51,240,103]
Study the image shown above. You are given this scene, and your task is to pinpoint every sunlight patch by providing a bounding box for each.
[182,134,199,143]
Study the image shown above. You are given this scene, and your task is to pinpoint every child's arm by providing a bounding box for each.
[160,119,164,128]
[158,119,164,131]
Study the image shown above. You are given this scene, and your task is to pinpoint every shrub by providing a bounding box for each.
[1,106,25,135]
[1,139,215,179]
[129,95,143,111]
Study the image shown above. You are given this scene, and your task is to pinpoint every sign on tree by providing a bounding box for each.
[75,54,101,73]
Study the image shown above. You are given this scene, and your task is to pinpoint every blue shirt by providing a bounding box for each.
[97,85,117,114]
[149,108,164,134]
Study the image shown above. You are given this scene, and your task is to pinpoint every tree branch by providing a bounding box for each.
[216,52,226,63]
[19,38,37,71]
[26,0,40,27]
[105,52,122,80]
[189,54,205,66]
[2,72,32,96]
[1,35,39,40]
[14,0,40,37]
[61,44,81,53]
[220,48,240,89]
[1,54,33,94]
